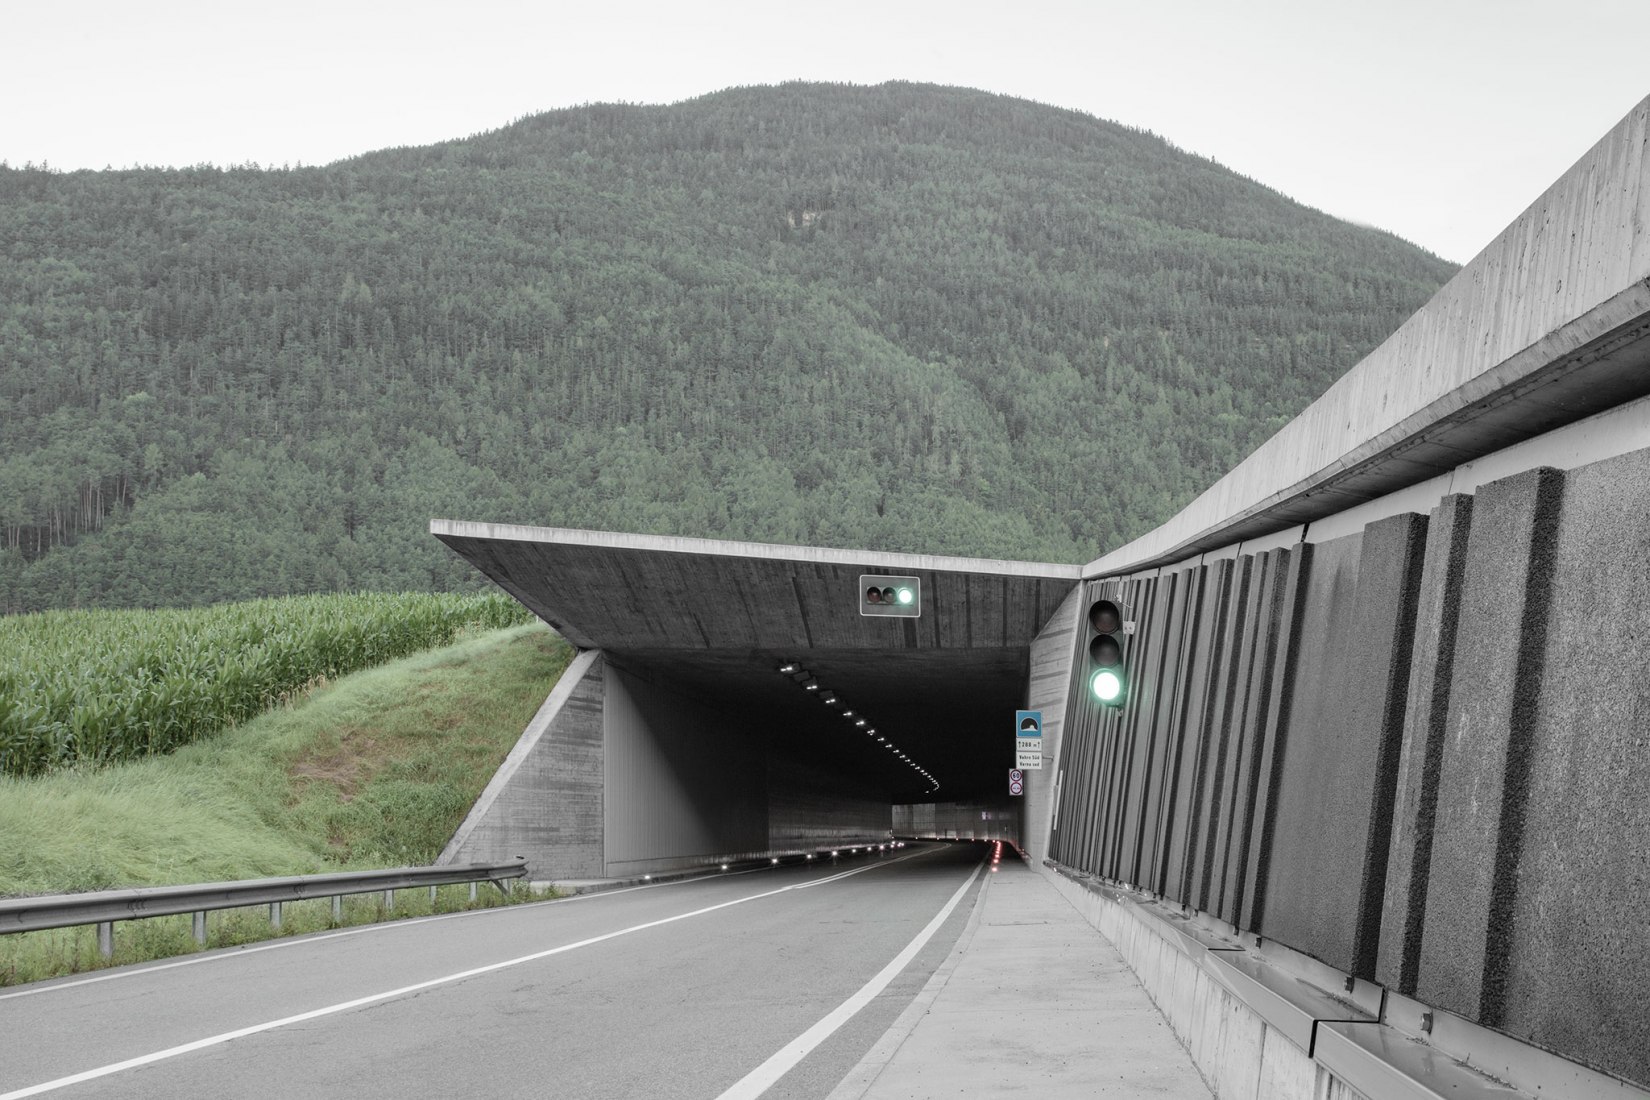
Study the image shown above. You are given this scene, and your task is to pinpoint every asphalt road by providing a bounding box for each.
[0,841,988,1099]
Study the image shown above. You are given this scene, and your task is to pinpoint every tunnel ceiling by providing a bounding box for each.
[432,522,1081,803]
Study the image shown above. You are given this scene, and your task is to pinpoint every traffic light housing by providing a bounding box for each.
[1086,598,1128,706]
[860,575,920,617]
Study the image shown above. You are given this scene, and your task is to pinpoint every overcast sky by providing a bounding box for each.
[5,0,1646,264]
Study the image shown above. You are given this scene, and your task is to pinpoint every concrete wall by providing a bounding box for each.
[603,663,769,875]
[1049,433,1650,1090]
[439,650,606,880]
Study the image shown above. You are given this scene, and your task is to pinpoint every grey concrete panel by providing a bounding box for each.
[1116,572,1178,885]
[440,652,607,881]
[1138,567,1198,893]
[1259,512,1429,976]
[1377,493,1475,993]
[1196,554,1262,914]
[1239,543,1313,931]
[1416,467,1565,1021]
[1497,447,1650,1085]
[1163,560,1235,904]
[1146,564,1208,895]
[1214,548,1287,924]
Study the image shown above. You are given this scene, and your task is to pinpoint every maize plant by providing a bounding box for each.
[0,592,532,776]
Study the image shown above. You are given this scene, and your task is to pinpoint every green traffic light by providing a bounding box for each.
[1092,669,1123,703]
[896,586,914,605]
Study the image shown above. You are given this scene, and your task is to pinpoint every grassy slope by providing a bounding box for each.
[0,622,571,897]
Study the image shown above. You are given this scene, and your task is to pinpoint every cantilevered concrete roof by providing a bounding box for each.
[431,521,1081,802]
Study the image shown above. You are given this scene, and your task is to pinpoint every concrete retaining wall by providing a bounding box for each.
[1051,431,1650,1090]
[439,650,606,880]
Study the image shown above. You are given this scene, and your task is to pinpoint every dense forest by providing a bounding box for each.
[0,82,1458,611]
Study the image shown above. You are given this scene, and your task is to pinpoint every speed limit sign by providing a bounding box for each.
[1008,768,1024,796]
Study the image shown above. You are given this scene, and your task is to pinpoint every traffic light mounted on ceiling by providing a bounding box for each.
[859,575,921,618]
[1086,597,1129,706]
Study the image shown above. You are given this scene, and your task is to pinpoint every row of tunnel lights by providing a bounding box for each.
[638,843,909,879]
[778,661,941,793]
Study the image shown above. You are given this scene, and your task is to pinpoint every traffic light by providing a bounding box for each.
[860,575,920,617]
[1085,598,1128,706]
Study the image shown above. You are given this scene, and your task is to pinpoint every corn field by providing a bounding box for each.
[0,592,533,776]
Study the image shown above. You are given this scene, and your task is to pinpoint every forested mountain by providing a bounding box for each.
[0,82,1457,611]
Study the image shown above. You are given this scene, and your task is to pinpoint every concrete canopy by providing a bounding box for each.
[431,521,1080,802]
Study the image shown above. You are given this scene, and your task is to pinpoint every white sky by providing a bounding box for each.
[4,0,1647,264]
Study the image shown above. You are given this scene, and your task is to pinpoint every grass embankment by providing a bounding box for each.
[0,622,572,986]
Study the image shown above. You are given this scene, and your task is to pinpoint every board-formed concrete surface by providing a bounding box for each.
[440,650,606,879]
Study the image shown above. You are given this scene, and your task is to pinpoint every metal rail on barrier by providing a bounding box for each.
[0,858,528,958]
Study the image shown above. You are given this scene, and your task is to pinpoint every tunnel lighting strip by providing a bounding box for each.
[778,661,940,793]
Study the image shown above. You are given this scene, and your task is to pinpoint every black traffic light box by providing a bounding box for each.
[860,575,921,617]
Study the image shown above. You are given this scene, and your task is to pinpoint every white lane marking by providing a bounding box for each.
[0,850,927,1099]
[714,860,985,1100]
[0,852,896,1002]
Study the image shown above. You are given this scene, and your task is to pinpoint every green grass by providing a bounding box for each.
[0,592,533,775]
[0,621,572,985]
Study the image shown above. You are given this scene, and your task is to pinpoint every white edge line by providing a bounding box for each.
[0,854,821,1003]
[0,852,924,1100]
[713,860,985,1100]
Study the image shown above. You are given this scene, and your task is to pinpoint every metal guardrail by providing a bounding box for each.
[0,858,527,959]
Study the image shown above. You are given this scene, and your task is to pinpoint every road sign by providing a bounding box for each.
[1015,710,1042,736]
[1008,769,1024,796]
[1016,745,1042,770]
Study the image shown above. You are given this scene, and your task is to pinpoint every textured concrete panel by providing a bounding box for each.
[1498,448,1650,1085]
[1377,493,1474,993]
[1137,567,1199,893]
[1415,467,1565,1021]
[1260,512,1427,976]
[1240,543,1313,931]
[1215,548,1287,925]
[1117,571,1180,885]
[441,652,607,881]
[1201,553,1268,918]
[1185,556,1255,911]
[1164,561,1235,904]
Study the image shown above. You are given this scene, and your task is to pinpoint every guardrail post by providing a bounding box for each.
[332,895,343,922]
[469,881,478,903]
[269,901,282,930]
[193,911,206,945]
[429,885,438,908]
[97,921,113,959]
[384,889,395,912]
